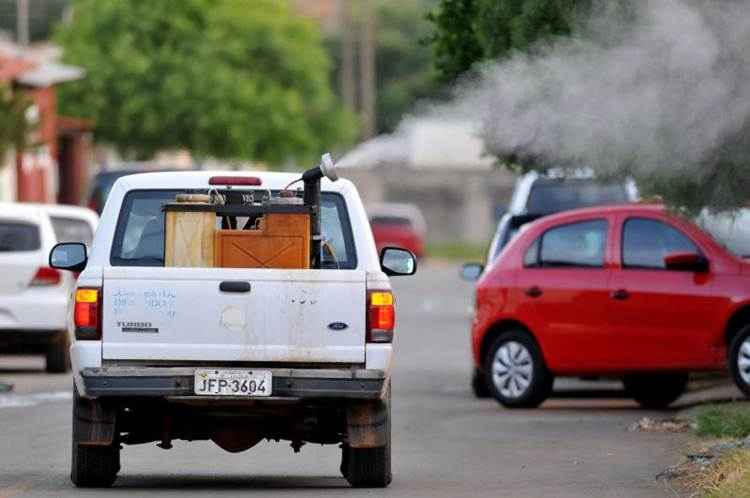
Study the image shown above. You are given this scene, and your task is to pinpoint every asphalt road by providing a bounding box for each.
[0,262,714,497]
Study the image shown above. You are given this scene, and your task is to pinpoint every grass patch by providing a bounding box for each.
[426,242,488,261]
[688,449,750,498]
[695,404,750,438]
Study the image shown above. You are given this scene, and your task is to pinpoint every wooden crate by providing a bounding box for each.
[214,213,310,269]
[164,196,216,267]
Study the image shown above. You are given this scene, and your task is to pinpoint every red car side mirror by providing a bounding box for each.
[663,252,709,273]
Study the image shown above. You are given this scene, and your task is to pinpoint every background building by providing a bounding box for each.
[339,119,514,245]
[0,39,91,203]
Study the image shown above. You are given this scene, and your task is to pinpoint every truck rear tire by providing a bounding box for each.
[46,332,70,373]
[623,373,688,409]
[341,386,392,488]
[71,387,119,487]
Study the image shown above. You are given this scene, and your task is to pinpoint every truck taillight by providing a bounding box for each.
[74,288,101,340]
[30,267,61,286]
[367,290,395,343]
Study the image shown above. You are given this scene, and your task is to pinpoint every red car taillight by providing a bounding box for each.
[367,290,395,343]
[74,288,101,340]
[30,267,61,286]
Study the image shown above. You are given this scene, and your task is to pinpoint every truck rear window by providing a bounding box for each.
[110,190,357,269]
[0,221,40,252]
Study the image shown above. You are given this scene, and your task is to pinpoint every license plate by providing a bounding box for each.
[194,369,272,397]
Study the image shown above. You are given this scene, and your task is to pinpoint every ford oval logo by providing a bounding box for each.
[328,322,349,331]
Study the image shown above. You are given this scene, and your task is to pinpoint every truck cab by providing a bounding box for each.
[51,166,416,488]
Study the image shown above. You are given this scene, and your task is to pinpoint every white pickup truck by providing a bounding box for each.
[50,163,416,488]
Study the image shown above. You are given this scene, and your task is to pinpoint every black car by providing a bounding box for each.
[87,167,185,214]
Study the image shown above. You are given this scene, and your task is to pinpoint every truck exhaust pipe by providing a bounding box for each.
[302,153,338,268]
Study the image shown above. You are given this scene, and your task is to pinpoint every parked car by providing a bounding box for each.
[41,204,98,247]
[486,171,638,265]
[462,203,750,409]
[50,167,416,488]
[368,203,426,258]
[0,203,97,372]
[471,173,638,396]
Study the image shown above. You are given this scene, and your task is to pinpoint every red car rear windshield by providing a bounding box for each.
[370,216,413,228]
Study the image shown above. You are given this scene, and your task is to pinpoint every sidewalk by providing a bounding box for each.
[676,379,744,410]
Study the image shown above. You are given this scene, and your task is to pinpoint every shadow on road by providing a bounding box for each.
[0,368,48,374]
[108,474,350,491]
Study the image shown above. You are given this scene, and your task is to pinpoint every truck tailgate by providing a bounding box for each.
[102,267,366,363]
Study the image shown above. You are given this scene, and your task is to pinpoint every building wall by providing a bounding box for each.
[16,85,57,202]
[341,166,516,245]
[0,151,16,201]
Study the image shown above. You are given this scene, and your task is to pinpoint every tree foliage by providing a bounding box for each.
[375,0,444,133]
[429,0,746,212]
[429,0,591,83]
[326,0,444,135]
[55,0,355,164]
[0,86,33,167]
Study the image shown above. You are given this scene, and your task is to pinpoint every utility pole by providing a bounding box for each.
[358,0,376,139]
[17,0,30,46]
[339,0,356,113]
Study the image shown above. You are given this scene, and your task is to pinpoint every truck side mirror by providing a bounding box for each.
[50,242,88,272]
[380,247,416,276]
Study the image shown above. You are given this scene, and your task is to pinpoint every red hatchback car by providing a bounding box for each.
[463,204,750,408]
[368,203,426,258]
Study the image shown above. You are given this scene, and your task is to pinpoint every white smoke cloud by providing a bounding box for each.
[341,0,750,208]
[452,0,750,185]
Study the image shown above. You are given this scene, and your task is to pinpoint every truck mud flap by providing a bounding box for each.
[74,395,117,446]
[345,383,389,449]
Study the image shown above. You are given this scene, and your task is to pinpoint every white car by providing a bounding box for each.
[0,203,98,372]
[50,163,416,488]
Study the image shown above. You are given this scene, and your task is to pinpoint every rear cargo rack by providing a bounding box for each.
[161,203,310,216]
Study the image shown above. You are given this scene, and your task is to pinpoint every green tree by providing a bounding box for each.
[429,0,595,82]
[55,0,355,164]
[375,0,444,133]
[327,0,444,135]
[0,86,34,167]
[429,0,748,212]
[427,0,484,83]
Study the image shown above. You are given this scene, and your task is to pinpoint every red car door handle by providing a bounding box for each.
[611,289,630,300]
[525,286,543,298]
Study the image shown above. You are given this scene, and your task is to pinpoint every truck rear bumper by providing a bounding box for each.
[80,366,386,400]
